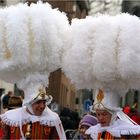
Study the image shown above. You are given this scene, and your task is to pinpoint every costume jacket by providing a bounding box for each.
[0,106,66,140]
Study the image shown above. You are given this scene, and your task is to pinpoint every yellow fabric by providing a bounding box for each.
[98,131,114,140]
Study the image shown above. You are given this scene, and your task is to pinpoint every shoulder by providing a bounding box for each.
[44,107,60,120]
[108,119,140,137]
[0,107,28,126]
[86,124,100,134]
[1,107,23,119]
[85,124,100,139]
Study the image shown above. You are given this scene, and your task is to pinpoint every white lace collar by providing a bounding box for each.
[0,106,60,127]
[86,119,140,139]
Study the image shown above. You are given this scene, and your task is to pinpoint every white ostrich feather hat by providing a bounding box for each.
[0,2,69,106]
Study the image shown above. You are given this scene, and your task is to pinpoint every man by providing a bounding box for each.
[86,89,140,140]
[0,85,66,139]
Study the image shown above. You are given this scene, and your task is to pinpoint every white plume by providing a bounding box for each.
[0,2,69,104]
[62,13,140,96]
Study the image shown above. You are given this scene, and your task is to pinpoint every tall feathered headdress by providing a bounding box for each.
[62,13,140,96]
[0,2,69,105]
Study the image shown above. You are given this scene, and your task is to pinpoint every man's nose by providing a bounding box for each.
[98,115,103,121]
[40,102,46,108]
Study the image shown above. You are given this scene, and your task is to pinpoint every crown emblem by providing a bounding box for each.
[33,85,47,100]
[38,86,46,97]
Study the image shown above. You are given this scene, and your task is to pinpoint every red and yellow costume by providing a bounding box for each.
[10,122,59,139]
[98,131,114,140]
[0,106,66,139]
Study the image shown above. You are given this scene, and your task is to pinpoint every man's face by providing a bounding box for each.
[32,100,46,116]
[96,109,112,127]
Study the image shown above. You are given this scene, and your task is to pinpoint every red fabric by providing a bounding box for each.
[10,122,60,139]
[0,128,4,139]
[131,115,140,125]
[123,106,130,115]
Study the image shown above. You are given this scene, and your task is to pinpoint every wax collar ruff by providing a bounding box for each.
[0,106,60,127]
[86,119,140,139]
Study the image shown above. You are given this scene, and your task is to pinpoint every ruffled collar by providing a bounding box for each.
[0,106,60,127]
[86,119,140,139]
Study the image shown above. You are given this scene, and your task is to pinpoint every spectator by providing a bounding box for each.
[123,105,131,115]
[8,96,23,110]
[0,95,23,139]
[123,103,140,125]
[2,91,13,109]
[60,107,80,131]
[73,114,98,140]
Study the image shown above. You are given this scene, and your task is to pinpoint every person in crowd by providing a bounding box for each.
[130,111,140,125]
[123,105,131,116]
[2,91,13,109]
[0,95,23,139]
[73,114,98,140]
[60,107,80,131]
[123,104,140,125]
[8,96,23,110]
[86,89,140,140]
[0,86,66,139]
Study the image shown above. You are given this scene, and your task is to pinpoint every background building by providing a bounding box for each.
[122,0,140,17]
[89,0,122,16]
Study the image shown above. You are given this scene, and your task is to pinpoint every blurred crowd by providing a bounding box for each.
[123,104,140,125]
